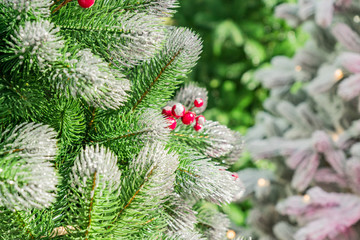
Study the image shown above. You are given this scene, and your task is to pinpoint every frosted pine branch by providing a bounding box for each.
[273,221,297,240]
[203,120,237,158]
[241,0,360,239]
[293,40,328,75]
[2,0,52,17]
[121,0,178,17]
[70,145,122,198]
[113,142,179,237]
[130,143,179,196]
[165,195,198,238]
[222,131,244,165]
[254,56,297,88]
[164,27,202,77]
[314,0,333,28]
[89,109,169,159]
[179,153,244,204]
[171,83,208,115]
[196,205,231,240]
[206,213,231,240]
[0,122,58,210]
[111,12,165,68]
[338,74,360,101]
[54,49,131,109]
[126,26,202,111]
[164,231,205,240]
[337,52,360,74]
[137,109,170,141]
[66,145,122,238]
[306,65,342,94]
[143,0,178,17]
[275,3,301,27]
[8,20,64,69]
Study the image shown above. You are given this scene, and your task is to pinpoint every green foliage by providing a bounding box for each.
[0,1,244,239]
[90,109,168,164]
[174,0,306,231]
[0,208,56,239]
[112,143,177,238]
[125,28,202,112]
[43,96,86,144]
[63,145,122,239]
[174,0,304,133]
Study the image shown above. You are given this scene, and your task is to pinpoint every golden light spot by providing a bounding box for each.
[331,132,339,142]
[334,69,344,81]
[295,65,302,72]
[257,178,270,187]
[226,230,236,239]
[354,15,360,23]
[330,127,344,142]
[303,194,311,203]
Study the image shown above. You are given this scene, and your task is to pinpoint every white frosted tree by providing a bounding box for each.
[238,0,360,239]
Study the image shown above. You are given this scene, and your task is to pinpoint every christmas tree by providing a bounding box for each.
[0,0,244,239]
[238,0,360,239]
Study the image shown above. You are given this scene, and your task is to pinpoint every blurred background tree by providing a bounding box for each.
[174,0,304,133]
[173,0,307,232]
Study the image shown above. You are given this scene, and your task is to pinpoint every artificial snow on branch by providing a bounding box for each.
[170,83,208,115]
[118,0,178,17]
[6,20,64,71]
[0,122,58,210]
[53,49,131,109]
[113,142,179,238]
[1,0,53,17]
[128,27,202,111]
[65,144,122,238]
[177,150,243,205]
[110,12,165,68]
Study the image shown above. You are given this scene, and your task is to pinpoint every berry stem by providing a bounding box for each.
[52,0,73,14]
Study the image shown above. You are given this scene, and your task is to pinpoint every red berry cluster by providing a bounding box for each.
[78,0,95,8]
[162,98,206,131]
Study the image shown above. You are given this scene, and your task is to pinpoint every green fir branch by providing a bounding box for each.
[106,0,178,17]
[84,171,97,240]
[52,3,165,67]
[127,27,202,112]
[0,208,56,239]
[132,49,181,111]
[111,143,178,238]
[59,145,122,239]
[89,109,168,162]
[42,96,86,145]
[170,125,211,155]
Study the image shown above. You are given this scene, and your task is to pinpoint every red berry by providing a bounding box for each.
[196,115,206,125]
[78,0,94,8]
[172,103,185,118]
[194,98,204,108]
[162,106,173,117]
[182,112,195,125]
[232,173,239,180]
[166,117,177,130]
[194,123,203,132]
